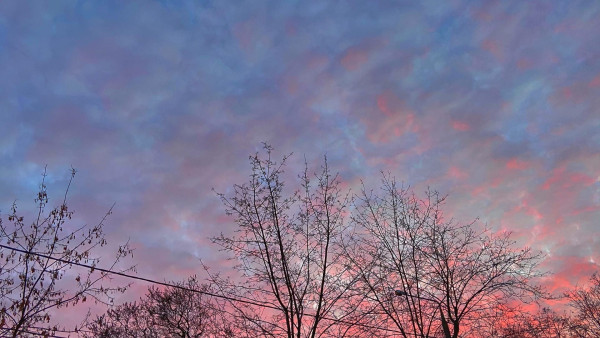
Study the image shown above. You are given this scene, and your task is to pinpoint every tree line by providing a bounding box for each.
[1,146,598,337]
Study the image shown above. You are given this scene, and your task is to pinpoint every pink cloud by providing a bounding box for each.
[571,205,600,216]
[506,158,530,170]
[448,166,468,180]
[482,39,503,61]
[232,19,255,53]
[550,80,597,107]
[544,256,599,293]
[516,57,533,70]
[590,73,600,87]
[362,91,418,144]
[505,196,544,224]
[470,175,504,197]
[341,48,369,71]
[451,120,471,131]
[542,166,595,190]
[376,91,400,116]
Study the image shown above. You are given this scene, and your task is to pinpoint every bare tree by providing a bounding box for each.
[0,168,133,337]
[567,272,600,337]
[490,307,572,338]
[208,145,361,338]
[85,276,234,338]
[344,174,546,338]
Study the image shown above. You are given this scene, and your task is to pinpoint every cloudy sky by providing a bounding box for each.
[1,0,599,315]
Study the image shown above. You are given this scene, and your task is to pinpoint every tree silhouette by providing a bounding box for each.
[85,276,234,338]
[29,147,554,337]
[567,272,600,337]
[495,307,572,337]
[208,144,361,337]
[343,174,547,338]
[0,168,133,337]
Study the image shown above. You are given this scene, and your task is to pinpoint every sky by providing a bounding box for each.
[0,0,599,321]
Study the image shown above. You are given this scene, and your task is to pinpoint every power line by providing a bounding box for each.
[0,243,276,310]
[1,327,67,338]
[0,243,404,335]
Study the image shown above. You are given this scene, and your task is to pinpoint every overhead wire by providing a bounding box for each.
[0,243,404,335]
[0,327,67,338]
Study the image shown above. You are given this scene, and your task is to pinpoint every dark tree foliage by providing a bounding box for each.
[85,276,234,338]
[0,168,133,337]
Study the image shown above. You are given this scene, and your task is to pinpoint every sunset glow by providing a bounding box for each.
[0,1,599,335]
